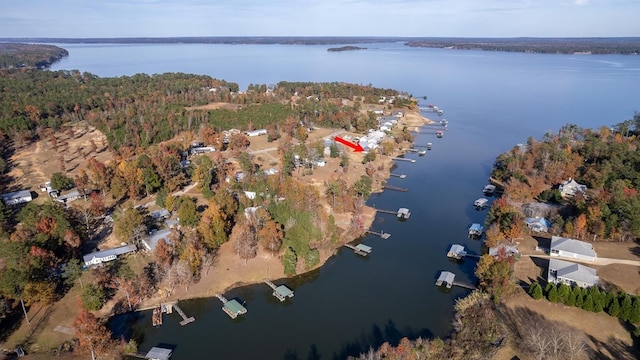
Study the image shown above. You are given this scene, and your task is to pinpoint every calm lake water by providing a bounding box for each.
[51,43,640,360]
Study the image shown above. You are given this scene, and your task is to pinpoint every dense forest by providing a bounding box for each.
[490,119,640,242]
[405,37,640,55]
[0,70,403,150]
[2,37,639,54]
[0,43,68,69]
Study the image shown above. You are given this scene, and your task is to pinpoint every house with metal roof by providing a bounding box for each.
[524,217,551,233]
[0,189,32,206]
[82,244,137,267]
[143,229,172,252]
[559,178,587,198]
[550,236,596,262]
[548,258,599,288]
[55,189,82,205]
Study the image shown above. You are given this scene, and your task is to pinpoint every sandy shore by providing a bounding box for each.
[138,109,433,308]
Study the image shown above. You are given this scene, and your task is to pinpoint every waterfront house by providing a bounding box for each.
[550,236,596,262]
[489,243,520,258]
[82,244,137,267]
[0,189,32,206]
[245,129,267,137]
[559,178,587,198]
[524,217,551,233]
[548,258,599,288]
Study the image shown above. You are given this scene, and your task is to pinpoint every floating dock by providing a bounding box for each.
[264,279,294,302]
[390,173,406,179]
[397,208,411,220]
[367,230,391,239]
[469,223,484,237]
[215,294,247,319]
[447,244,467,260]
[435,271,476,290]
[344,243,372,256]
[474,198,489,208]
[392,157,416,163]
[384,185,409,192]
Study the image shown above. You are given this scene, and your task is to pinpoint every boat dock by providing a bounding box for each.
[152,306,162,326]
[435,271,476,290]
[172,303,195,326]
[264,279,294,302]
[375,208,411,219]
[367,230,391,239]
[392,157,416,163]
[390,173,406,179]
[383,185,408,192]
[407,149,427,155]
[215,293,247,319]
[344,243,372,256]
[446,244,481,260]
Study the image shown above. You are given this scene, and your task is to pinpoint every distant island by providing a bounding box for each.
[0,43,68,69]
[2,37,639,55]
[327,45,367,52]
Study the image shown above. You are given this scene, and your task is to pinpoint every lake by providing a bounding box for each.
[51,42,640,359]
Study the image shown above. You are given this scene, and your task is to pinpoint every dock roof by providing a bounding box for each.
[275,285,294,298]
[448,244,466,255]
[224,299,247,314]
[355,244,372,253]
[146,347,172,360]
[436,271,455,284]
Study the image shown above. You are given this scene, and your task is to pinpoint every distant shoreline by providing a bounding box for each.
[2,37,639,55]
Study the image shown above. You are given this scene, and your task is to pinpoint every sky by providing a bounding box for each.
[2,0,639,38]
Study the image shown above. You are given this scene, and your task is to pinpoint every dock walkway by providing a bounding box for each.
[367,230,391,239]
[383,185,408,192]
[173,303,195,326]
[392,157,416,163]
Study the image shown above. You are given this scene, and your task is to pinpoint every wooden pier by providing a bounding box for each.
[390,173,406,179]
[216,293,247,319]
[344,243,372,256]
[367,230,391,239]
[172,303,195,326]
[264,279,294,301]
[384,185,408,192]
[435,271,476,290]
[392,157,416,163]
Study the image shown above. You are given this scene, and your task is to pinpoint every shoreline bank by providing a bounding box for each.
[124,109,433,314]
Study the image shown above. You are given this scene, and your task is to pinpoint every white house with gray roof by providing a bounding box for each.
[559,178,587,198]
[0,189,32,205]
[82,244,137,267]
[550,236,596,262]
[548,258,599,288]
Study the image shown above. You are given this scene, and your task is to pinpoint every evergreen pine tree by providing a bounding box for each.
[620,294,633,321]
[574,287,584,308]
[629,297,640,324]
[588,287,603,313]
[607,296,621,318]
[548,284,560,303]
[583,293,595,312]
[558,283,571,305]
[529,282,543,300]
[565,289,577,307]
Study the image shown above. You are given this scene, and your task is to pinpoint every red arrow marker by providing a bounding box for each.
[334,136,365,152]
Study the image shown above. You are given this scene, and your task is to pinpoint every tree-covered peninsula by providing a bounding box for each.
[0,43,68,69]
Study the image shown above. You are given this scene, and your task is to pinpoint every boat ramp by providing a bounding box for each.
[215,293,247,319]
[435,271,476,290]
[264,279,294,302]
[344,243,372,256]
